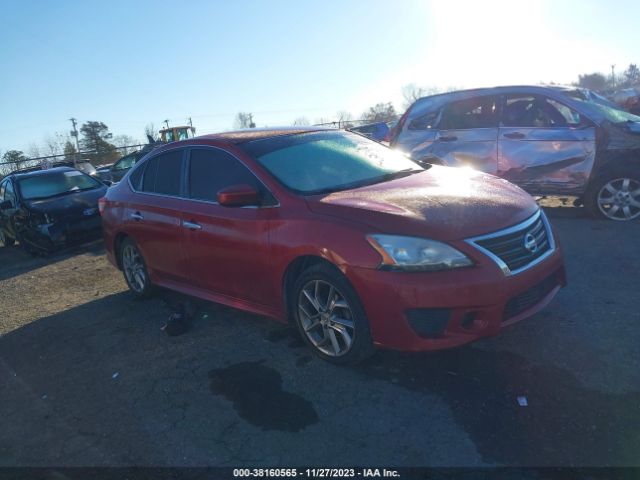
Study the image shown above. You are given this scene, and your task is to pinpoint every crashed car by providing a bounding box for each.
[0,167,106,253]
[390,85,640,220]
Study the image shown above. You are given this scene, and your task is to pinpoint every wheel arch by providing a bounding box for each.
[281,254,344,323]
[113,232,130,270]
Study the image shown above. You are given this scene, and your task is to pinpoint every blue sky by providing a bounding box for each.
[1,0,639,154]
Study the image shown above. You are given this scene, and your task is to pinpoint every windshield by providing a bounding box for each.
[18,170,102,200]
[564,89,640,123]
[242,131,423,194]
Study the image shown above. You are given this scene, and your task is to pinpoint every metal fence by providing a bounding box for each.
[0,144,147,176]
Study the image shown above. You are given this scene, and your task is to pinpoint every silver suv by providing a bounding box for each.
[390,85,640,221]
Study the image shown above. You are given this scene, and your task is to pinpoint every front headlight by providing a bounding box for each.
[367,234,473,271]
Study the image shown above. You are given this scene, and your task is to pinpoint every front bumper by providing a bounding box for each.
[22,215,103,252]
[346,244,566,352]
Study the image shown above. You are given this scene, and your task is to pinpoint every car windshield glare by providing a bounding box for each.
[244,131,422,194]
[565,89,640,124]
[18,170,101,200]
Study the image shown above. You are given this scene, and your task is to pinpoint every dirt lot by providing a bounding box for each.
[1,202,639,467]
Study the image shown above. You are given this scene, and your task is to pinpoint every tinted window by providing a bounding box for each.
[155,151,183,195]
[502,95,583,128]
[142,157,158,192]
[4,181,16,202]
[409,110,440,130]
[439,96,498,130]
[141,151,183,195]
[189,149,260,202]
[129,164,144,190]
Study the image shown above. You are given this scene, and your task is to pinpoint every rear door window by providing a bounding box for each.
[4,181,16,203]
[409,110,440,130]
[188,148,262,202]
[439,96,498,130]
[141,150,183,196]
[502,95,584,128]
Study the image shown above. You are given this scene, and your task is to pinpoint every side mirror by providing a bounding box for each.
[217,184,261,207]
[0,200,13,210]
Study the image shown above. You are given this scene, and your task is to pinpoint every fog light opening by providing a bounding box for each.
[461,312,477,330]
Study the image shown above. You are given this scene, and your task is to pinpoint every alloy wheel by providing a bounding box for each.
[597,178,640,221]
[297,279,355,357]
[122,244,147,292]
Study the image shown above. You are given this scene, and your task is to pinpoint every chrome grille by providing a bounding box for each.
[467,211,555,275]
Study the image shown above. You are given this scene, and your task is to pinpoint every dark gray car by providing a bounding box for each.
[390,85,640,221]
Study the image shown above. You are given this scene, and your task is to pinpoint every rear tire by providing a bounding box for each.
[0,230,15,247]
[291,263,374,365]
[119,237,154,298]
[584,167,640,221]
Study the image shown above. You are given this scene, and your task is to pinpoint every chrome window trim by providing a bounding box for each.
[127,144,280,209]
[465,209,556,276]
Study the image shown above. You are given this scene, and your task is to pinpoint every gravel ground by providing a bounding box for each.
[0,202,639,467]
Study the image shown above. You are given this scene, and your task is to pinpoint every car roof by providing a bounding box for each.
[416,84,577,102]
[194,126,333,145]
[9,166,76,179]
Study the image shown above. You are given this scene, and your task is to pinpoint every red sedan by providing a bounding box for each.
[100,128,566,364]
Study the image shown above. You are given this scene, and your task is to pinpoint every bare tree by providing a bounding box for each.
[234,112,256,129]
[361,102,397,123]
[622,64,640,87]
[43,133,67,157]
[336,111,354,129]
[113,134,139,154]
[26,143,41,159]
[293,116,310,126]
[401,84,453,109]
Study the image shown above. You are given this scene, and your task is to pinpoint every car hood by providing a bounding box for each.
[25,187,106,220]
[305,166,539,240]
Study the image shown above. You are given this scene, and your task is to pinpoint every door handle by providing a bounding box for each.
[503,132,525,139]
[129,212,143,221]
[438,134,458,142]
[183,220,202,231]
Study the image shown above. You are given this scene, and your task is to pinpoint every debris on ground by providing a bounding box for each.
[112,372,119,379]
[517,396,528,407]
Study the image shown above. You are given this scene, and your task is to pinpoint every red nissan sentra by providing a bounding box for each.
[100,128,566,364]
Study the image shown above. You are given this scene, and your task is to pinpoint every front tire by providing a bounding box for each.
[584,168,640,221]
[119,238,154,297]
[0,230,15,247]
[291,263,374,365]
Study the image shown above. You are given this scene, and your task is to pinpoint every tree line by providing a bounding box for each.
[1,121,142,175]
[4,63,639,176]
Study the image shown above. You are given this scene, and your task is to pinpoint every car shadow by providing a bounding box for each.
[0,240,105,282]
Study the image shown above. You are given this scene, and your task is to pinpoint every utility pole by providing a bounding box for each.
[69,117,81,166]
[188,117,195,136]
[611,64,616,90]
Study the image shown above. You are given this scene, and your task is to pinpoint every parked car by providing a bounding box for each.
[108,143,162,183]
[0,167,106,253]
[349,121,390,141]
[101,128,566,364]
[95,164,114,183]
[13,160,104,180]
[389,85,640,221]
